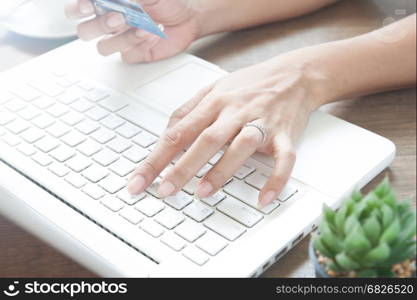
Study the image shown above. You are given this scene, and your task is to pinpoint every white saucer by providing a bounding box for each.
[3,1,77,39]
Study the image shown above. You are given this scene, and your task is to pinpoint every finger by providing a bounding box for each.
[166,84,214,129]
[258,135,296,207]
[119,27,186,63]
[76,12,128,41]
[158,115,245,198]
[65,0,95,19]
[120,35,160,63]
[127,91,218,195]
[97,28,155,56]
[196,124,264,198]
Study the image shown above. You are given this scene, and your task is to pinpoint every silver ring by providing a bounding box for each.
[244,120,268,144]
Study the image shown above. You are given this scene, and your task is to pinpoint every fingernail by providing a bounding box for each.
[80,1,94,15]
[158,180,176,198]
[106,14,125,28]
[196,181,213,198]
[128,175,146,195]
[259,191,277,207]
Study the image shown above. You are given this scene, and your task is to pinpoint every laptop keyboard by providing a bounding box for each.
[0,71,299,266]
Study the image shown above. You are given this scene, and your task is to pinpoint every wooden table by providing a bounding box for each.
[0,0,415,277]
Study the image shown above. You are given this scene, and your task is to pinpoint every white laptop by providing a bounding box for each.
[0,40,395,277]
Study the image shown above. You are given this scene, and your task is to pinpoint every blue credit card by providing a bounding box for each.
[92,0,167,38]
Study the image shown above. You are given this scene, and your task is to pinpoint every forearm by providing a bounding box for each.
[192,0,338,38]
[288,14,417,107]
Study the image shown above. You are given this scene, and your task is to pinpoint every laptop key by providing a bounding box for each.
[5,99,27,112]
[66,155,92,172]
[117,189,146,205]
[164,191,193,210]
[217,196,263,228]
[108,157,135,177]
[0,111,16,125]
[223,179,280,214]
[204,212,246,241]
[92,148,119,166]
[21,127,45,144]
[61,111,84,126]
[278,182,298,202]
[32,96,56,110]
[49,145,76,162]
[82,183,105,200]
[71,98,94,113]
[85,88,111,102]
[31,114,55,129]
[146,178,161,198]
[245,172,267,190]
[48,163,70,177]
[135,196,165,217]
[209,151,224,165]
[75,119,100,135]
[132,131,157,148]
[46,122,71,138]
[154,207,185,230]
[182,246,209,266]
[119,206,144,224]
[31,152,53,166]
[65,173,87,188]
[35,136,60,153]
[107,137,132,153]
[5,119,30,134]
[122,146,148,163]
[183,201,213,222]
[100,114,125,130]
[234,164,255,180]
[61,131,86,147]
[195,231,228,256]
[17,143,37,156]
[99,96,129,112]
[196,164,212,178]
[9,84,41,101]
[84,106,109,121]
[2,134,21,147]
[182,177,199,195]
[98,174,126,194]
[90,127,116,144]
[174,219,206,243]
[139,219,165,238]
[77,140,102,157]
[200,191,226,207]
[160,232,186,251]
[100,196,125,212]
[18,106,41,121]
[46,103,69,118]
[116,122,141,139]
[29,78,65,97]
[82,164,109,183]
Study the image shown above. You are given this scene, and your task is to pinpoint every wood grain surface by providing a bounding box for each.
[0,0,415,277]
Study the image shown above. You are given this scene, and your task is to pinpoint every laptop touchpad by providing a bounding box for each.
[134,62,224,115]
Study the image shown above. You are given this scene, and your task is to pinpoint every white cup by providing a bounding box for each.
[32,0,74,24]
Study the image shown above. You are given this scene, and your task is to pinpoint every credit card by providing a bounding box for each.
[92,0,167,38]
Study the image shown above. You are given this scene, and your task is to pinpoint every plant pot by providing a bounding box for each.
[309,238,417,278]
[309,239,330,278]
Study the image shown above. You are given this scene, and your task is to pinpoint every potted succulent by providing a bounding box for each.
[310,178,416,278]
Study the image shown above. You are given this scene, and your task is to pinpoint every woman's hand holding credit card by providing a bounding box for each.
[65,0,200,63]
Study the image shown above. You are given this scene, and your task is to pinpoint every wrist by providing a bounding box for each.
[275,41,355,109]
[191,0,229,38]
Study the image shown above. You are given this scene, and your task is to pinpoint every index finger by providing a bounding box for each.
[127,88,217,195]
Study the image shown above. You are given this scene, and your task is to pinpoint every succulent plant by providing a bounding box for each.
[313,178,416,277]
